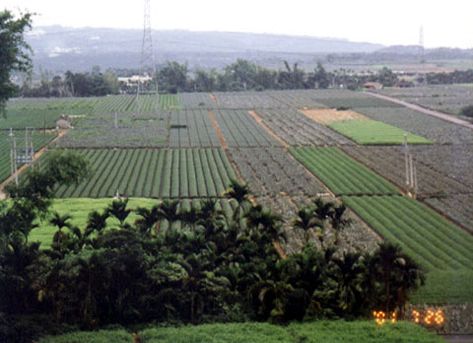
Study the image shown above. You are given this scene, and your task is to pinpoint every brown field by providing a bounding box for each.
[299,108,367,125]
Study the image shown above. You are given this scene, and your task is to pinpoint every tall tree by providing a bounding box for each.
[0,10,33,115]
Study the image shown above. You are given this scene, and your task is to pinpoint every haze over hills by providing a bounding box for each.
[27,26,473,73]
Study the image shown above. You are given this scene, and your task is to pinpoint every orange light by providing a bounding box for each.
[390,311,397,323]
[411,310,421,323]
[373,310,386,326]
[434,310,445,326]
[424,309,435,325]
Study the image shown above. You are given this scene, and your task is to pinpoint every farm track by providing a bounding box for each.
[366,91,473,130]
[248,110,289,148]
[0,130,66,199]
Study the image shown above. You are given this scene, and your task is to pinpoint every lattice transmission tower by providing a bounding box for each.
[137,0,158,114]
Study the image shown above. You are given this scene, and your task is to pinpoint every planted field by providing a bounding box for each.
[228,148,327,196]
[424,194,473,234]
[212,91,289,109]
[290,147,399,195]
[355,106,473,144]
[30,198,241,249]
[50,148,237,198]
[341,146,467,196]
[0,131,56,182]
[410,145,473,189]
[215,109,280,147]
[169,109,220,147]
[379,84,473,117]
[343,195,473,303]
[343,195,473,271]
[179,92,215,109]
[315,95,402,108]
[256,108,352,146]
[159,94,181,111]
[328,119,431,145]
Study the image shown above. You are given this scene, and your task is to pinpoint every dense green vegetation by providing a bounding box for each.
[343,195,473,303]
[0,130,56,182]
[36,148,237,198]
[29,198,241,249]
[1,160,424,342]
[290,147,399,195]
[39,321,443,343]
[328,119,431,145]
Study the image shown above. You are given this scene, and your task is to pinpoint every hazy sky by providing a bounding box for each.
[4,0,473,48]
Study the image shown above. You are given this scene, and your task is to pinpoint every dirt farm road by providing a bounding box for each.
[365,91,473,130]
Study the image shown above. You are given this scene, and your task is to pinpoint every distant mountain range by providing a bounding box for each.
[26,26,473,73]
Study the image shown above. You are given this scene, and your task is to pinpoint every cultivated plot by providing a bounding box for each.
[227,148,327,196]
[290,147,399,195]
[256,108,352,146]
[47,148,237,198]
[215,110,281,147]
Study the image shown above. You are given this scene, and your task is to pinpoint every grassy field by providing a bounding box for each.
[328,119,432,145]
[38,321,443,343]
[29,198,239,249]
[343,195,473,303]
[290,147,399,195]
[37,148,237,198]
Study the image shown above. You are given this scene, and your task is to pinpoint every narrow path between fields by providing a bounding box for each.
[366,91,473,130]
[0,129,67,199]
[208,111,228,150]
[247,110,289,148]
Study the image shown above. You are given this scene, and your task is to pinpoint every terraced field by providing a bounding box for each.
[49,148,237,198]
[290,147,399,195]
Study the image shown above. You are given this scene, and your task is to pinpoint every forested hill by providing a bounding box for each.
[26,27,383,71]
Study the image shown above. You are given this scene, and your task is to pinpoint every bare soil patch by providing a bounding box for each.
[300,108,368,125]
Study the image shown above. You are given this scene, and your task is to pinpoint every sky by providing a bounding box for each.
[4,0,473,48]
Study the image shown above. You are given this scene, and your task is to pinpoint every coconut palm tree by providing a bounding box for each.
[329,204,351,246]
[106,199,131,228]
[293,207,321,243]
[224,179,251,220]
[50,212,73,251]
[84,210,109,237]
[134,204,161,236]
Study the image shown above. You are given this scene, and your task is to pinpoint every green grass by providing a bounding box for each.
[290,147,399,195]
[343,195,473,303]
[39,321,443,343]
[29,198,239,249]
[328,119,432,145]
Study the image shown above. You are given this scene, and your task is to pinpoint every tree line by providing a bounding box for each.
[1,152,424,342]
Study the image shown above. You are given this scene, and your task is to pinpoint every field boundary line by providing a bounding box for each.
[0,129,67,199]
[247,110,289,148]
[366,91,473,130]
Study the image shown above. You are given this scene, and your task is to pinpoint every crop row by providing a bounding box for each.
[215,110,281,147]
[0,131,56,182]
[227,148,327,196]
[256,109,352,146]
[343,195,473,271]
[424,195,473,234]
[290,147,399,195]
[379,85,473,116]
[355,106,473,144]
[341,146,467,196]
[169,110,220,147]
[52,148,237,198]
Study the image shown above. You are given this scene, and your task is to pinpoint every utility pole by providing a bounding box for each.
[403,133,417,198]
[137,0,158,116]
[9,128,18,186]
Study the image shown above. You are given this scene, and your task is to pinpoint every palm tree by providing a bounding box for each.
[293,207,321,243]
[157,200,181,234]
[85,210,109,237]
[50,212,73,250]
[224,179,251,220]
[106,199,131,228]
[134,204,161,236]
[329,204,351,246]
